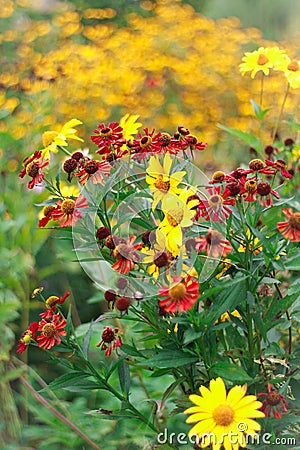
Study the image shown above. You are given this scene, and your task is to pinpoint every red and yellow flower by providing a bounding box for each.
[158,275,199,313]
[277,209,300,241]
[37,313,67,350]
[19,150,49,189]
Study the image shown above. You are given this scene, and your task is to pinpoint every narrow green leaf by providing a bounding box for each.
[118,361,131,398]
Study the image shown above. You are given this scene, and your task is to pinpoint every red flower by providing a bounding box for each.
[111,236,142,274]
[131,128,162,159]
[257,383,288,419]
[158,275,199,313]
[96,326,122,356]
[180,134,208,152]
[195,229,232,258]
[247,158,276,175]
[91,122,124,154]
[75,159,111,185]
[19,150,49,189]
[156,132,182,154]
[50,195,88,227]
[40,292,70,319]
[265,159,293,179]
[198,186,235,222]
[37,313,67,350]
[38,205,56,228]
[277,208,300,241]
[17,322,39,354]
[239,177,257,202]
[256,181,280,207]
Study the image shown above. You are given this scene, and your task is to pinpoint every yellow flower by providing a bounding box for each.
[215,310,241,325]
[119,113,142,141]
[41,119,84,159]
[158,188,199,255]
[279,58,300,89]
[184,377,265,450]
[239,46,287,79]
[146,153,186,211]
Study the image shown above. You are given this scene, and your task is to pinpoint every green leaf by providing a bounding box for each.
[210,362,252,383]
[81,321,93,358]
[250,99,271,120]
[217,123,262,153]
[285,254,300,271]
[138,350,198,368]
[118,360,131,398]
[40,371,100,391]
[264,294,297,322]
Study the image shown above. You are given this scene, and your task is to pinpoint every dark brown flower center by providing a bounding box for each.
[206,230,222,245]
[42,323,56,337]
[249,159,265,171]
[257,181,271,196]
[227,182,241,196]
[140,136,152,148]
[153,251,169,267]
[45,296,59,309]
[84,160,99,174]
[266,391,282,406]
[275,159,287,169]
[26,162,39,178]
[208,194,223,208]
[113,243,132,260]
[43,205,55,216]
[100,127,112,137]
[159,132,171,146]
[102,328,115,343]
[61,199,75,215]
[212,171,226,181]
[63,158,77,173]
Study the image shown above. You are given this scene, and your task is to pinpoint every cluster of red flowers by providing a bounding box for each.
[17,291,69,353]
[91,123,207,161]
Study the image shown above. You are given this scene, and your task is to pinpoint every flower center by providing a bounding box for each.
[257,181,271,196]
[84,160,99,174]
[169,282,187,301]
[287,60,299,72]
[41,323,57,337]
[206,230,222,245]
[208,194,223,208]
[153,251,169,268]
[159,133,171,146]
[266,391,281,406]
[100,127,112,137]
[275,159,286,169]
[63,158,77,173]
[26,162,39,177]
[42,130,58,148]
[166,208,184,226]
[289,212,300,230]
[154,175,170,192]
[43,205,55,217]
[212,404,235,426]
[140,136,152,148]
[46,295,59,309]
[257,54,269,65]
[61,199,75,215]
[249,159,265,171]
[102,327,115,343]
[245,180,257,193]
[227,182,241,196]
[113,243,132,260]
[22,332,32,344]
[212,171,226,181]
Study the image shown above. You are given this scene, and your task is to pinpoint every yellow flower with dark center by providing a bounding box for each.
[184,377,265,450]
[41,119,84,159]
[239,46,287,79]
[146,153,186,211]
[158,188,199,255]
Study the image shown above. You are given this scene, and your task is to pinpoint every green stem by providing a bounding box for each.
[273,82,290,142]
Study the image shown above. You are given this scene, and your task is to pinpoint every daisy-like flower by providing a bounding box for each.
[247,159,276,176]
[75,158,111,185]
[195,229,232,258]
[180,133,208,152]
[37,313,67,350]
[146,153,186,210]
[91,121,124,154]
[275,56,300,89]
[50,195,88,228]
[198,186,235,222]
[19,150,49,189]
[239,46,287,78]
[158,132,182,154]
[265,159,293,179]
[277,208,300,241]
[184,377,265,449]
[158,188,199,255]
[40,292,70,319]
[41,119,84,159]
[17,322,39,354]
[131,128,162,159]
[38,205,56,228]
[111,236,142,274]
[257,383,288,419]
[240,178,258,203]
[256,181,280,207]
[158,275,199,313]
[96,326,122,356]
